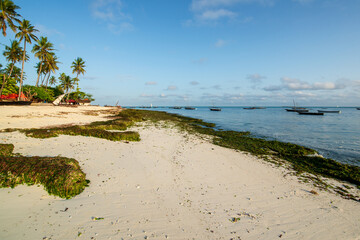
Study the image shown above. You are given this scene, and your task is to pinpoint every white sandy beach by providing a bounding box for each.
[0,106,359,240]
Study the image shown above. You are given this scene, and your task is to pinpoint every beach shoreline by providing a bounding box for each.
[0,106,359,240]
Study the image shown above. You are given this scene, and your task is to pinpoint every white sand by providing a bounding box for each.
[0,106,359,240]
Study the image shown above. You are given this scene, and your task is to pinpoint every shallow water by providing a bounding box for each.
[140,106,360,166]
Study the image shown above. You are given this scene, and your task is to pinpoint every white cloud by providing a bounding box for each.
[166,85,178,91]
[36,24,64,37]
[191,0,274,11]
[247,73,266,83]
[91,0,123,20]
[190,81,200,85]
[187,0,274,25]
[108,22,134,34]
[263,77,346,91]
[193,58,208,64]
[91,0,133,34]
[215,39,226,47]
[199,9,236,20]
[145,81,157,86]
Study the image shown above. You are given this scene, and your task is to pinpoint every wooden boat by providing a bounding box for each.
[286,109,309,113]
[285,99,307,112]
[317,110,341,113]
[210,107,221,111]
[0,100,32,106]
[298,112,324,115]
[184,107,196,110]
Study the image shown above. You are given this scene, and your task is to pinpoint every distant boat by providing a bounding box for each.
[286,108,309,113]
[185,107,196,110]
[298,112,324,115]
[317,110,341,113]
[243,107,266,110]
[357,108,360,110]
[285,99,307,112]
[210,107,221,111]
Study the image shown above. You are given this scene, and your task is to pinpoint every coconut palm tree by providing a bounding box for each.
[0,0,21,37]
[43,53,59,88]
[71,57,86,87]
[1,39,22,96]
[32,36,54,87]
[15,19,38,100]
[59,73,74,97]
[48,76,56,86]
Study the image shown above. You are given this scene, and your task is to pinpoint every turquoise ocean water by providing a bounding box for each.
[137,107,360,166]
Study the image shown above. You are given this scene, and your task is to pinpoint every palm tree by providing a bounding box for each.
[48,76,56,86]
[0,0,21,37]
[32,36,54,87]
[15,19,38,100]
[1,39,22,96]
[59,73,74,101]
[43,53,59,88]
[71,57,86,87]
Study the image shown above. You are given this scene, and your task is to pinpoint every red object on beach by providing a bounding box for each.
[0,93,28,100]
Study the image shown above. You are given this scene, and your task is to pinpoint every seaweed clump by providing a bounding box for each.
[0,144,89,199]
[19,117,140,142]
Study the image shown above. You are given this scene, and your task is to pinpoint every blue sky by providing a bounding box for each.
[1,0,360,106]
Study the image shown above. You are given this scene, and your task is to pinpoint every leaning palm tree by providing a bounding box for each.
[71,57,86,87]
[0,0,21,37]
[32,36,54,87]
[1,39,22,96]
[15,19,38,100]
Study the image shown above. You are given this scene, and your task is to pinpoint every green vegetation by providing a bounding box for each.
[1,1,92,102]
[0,143,89,199]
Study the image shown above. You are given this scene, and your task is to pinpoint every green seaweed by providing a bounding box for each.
[0,144,89,199]
[0,144,14,156]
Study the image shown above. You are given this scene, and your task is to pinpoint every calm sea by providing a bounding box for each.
[138,106,360,166]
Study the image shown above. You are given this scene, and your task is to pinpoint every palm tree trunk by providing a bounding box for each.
[18,41,26,101]
[45,73,51,90]
[35,59,43,87]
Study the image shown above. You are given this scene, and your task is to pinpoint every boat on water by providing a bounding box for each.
[285,100,308,112]
[210,107,221,111]
[357,108,360,110]
[0,100,32,106]
[298,112,324,116]
[286,108,309,113]
[185,107,196,110]
[243,107,266,110]
[317,110,341,113]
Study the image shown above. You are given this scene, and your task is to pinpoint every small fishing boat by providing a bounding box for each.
[298,112,324,115]
[185,107,196,110]
[317,110,341,113]
[0,100,32,106]
[286,108,309,113]
[210,107,221,111]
